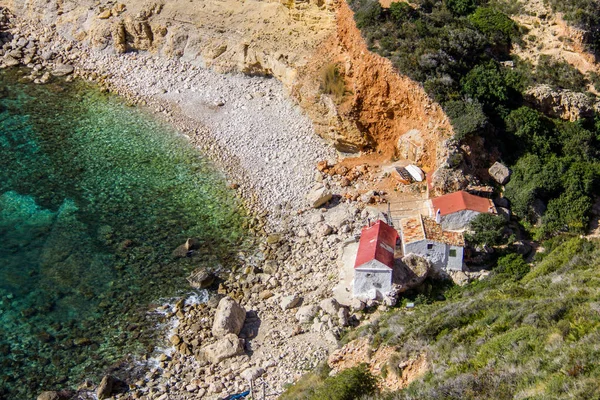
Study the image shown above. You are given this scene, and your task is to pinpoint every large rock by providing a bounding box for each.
[295,304,319,323]
[51,64,74,77]
[319,297,340,315]
[37,392,60,400]
[96,375,117,400]
[202,333,245,363]
[525,84,597,122]
[280,294,301,310]
[488,162,511,185]
[307,186,332,208]
[187,268,214,289]
[3,55,20,67]
[212,296,246,338]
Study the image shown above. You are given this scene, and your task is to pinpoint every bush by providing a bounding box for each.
[496,253,529,280]
[354,0,384,29]
[461,61,509,108]
[320,63,346,100]
[313,364,378,400]
[468,7,517,46]
[445,0,476,16]
[533,55,588,91]
[443,99,487,140]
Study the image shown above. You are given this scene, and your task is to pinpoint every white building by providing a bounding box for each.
[429,190,496,231]
[353,220,398,298]
[399,215,465,272]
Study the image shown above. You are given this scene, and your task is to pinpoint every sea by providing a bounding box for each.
[0,68,249,399]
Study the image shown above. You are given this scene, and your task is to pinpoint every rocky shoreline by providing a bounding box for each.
[0,8,397,400]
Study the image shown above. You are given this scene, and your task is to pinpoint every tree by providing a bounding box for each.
[505,106,555,156]
[444,99,487,140]
[465,213,507,247]
[468,7,517,47]
[461,62,509,108]
[446,0,476,16]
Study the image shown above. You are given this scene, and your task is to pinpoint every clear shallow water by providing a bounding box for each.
[0,70,248,398]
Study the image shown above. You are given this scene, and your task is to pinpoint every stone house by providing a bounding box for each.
[353,220,398,298]
[429,190,496,231]
[399,215,465,272]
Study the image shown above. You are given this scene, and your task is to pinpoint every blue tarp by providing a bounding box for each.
[224,390,250,400]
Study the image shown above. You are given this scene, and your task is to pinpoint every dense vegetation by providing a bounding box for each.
[347,0,600,238]
[281,238,600,399]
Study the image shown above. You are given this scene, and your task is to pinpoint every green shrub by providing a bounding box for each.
[468,7,517,46]
[496,253,529,280]
[443,99,487,140]
[320,63,346,100]
[354,0,384,29]
[461,61,509,108]
[533,55,588,91]
[445,0,476,16]
[312,364,378,400]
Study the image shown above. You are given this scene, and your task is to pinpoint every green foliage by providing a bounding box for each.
[389,1,416,22]
[337,239,600,399]
[320,63,346,100]
[354,0,384,29]
[461,61,509,107]
[468,7,517,46]
[280,363,378,400]
[496,253,529,280]
[533,55,588,91]
[505,106,555,156]
[465,213,507,247]
[444,99,487,140]
[445,0,476,16]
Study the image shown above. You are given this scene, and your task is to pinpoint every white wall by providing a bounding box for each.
[353,269,392,297]
[446,245,464,271]
[403,240,464,272]
[404,240,447,272]
[441,210,480,231]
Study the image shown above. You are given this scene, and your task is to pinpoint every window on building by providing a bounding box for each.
[449,249,457,257]
[427,243,434,250]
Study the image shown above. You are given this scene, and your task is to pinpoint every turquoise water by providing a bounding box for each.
[0,70,248,398]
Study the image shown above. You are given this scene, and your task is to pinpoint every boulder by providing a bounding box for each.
[315,222,333,237]
[96,375,117,400]
[3,55,19,67]
[37,392,60,400]
[240,366,265,381]
[51,64,74,77]
[280,294,301,310]
[212,296,246,338]
[187,269,214,289]
[98,9,112,19]
[350,298,365,312]
[295,305,319,323]
[488,162,511,185]
[319,298,340,315]
[202,333,245,363]
[307,186,332,208]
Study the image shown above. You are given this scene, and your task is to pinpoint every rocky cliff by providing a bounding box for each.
[1,0,454,180]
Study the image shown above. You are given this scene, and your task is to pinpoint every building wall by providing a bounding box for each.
[441,210,480,231]
[353,268,392,298]
[404,240,447,271]
[403,240,464,272]
[446,245,464,271]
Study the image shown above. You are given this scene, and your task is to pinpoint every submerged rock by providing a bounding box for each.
[187,268,214,289]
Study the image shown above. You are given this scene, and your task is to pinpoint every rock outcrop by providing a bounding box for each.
[525,84,599,122]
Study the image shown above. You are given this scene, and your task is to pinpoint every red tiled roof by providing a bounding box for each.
[422,217,465,246]
[354,220,398,269]
[431,191,495,216]
[399,216,426,244]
